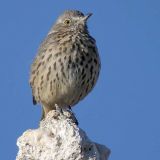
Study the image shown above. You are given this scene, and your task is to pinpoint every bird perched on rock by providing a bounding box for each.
[30,10,101,120]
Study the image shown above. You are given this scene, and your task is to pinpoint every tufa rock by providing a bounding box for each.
[16,107,110,160]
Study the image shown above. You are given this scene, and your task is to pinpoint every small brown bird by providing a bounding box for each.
[30,10,101,120]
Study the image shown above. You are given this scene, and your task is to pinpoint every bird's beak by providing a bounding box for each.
[77,13,92,29]
[82,13,93,21]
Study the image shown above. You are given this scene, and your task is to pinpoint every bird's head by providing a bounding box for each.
[49,10,92,35]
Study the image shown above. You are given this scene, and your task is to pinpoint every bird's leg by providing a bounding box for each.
[55,104,63,113]
[41,104,53,120]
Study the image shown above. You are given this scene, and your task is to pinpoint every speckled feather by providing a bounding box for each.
[30,10,101,119]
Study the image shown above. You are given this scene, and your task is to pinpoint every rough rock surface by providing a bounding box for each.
[16,107,110,160]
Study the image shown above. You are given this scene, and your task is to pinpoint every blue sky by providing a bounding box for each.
[0,0,160,160]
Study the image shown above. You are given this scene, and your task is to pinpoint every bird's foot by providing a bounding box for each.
[55,104,63,113]
[54,104,79,126]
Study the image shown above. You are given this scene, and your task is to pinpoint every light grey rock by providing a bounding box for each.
[16,108,110,160]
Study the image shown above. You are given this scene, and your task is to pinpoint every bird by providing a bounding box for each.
[29,10,101,120]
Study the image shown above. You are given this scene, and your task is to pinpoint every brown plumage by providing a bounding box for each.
[30,10,101,120]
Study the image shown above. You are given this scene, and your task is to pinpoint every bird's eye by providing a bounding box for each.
[64,19,71,25]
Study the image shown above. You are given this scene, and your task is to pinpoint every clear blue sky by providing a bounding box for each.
[0,0,160,160]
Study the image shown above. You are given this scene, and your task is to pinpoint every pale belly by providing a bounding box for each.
[40,60,99,108]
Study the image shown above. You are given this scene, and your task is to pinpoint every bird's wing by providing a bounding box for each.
[29,33,58,105]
